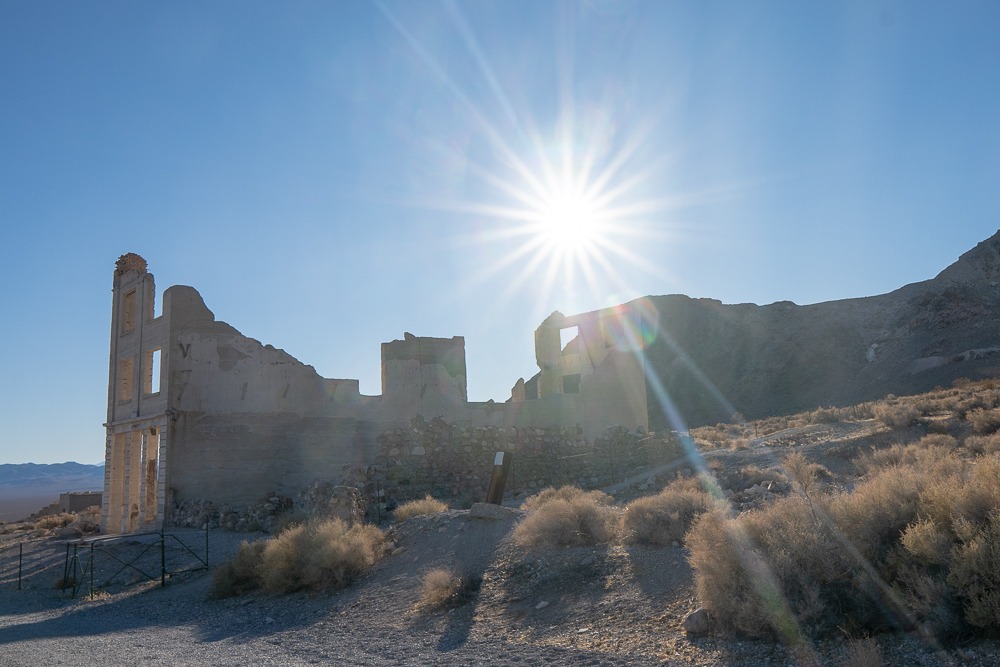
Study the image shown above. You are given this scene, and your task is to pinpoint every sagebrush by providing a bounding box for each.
[515,485,618,548]
[687,448,1000,641]
[621,479,717,546]
[210,518,386,598]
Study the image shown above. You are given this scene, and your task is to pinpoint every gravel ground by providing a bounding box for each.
[3,502,1000,666]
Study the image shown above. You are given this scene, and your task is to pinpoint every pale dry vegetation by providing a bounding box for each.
[34,513,76,530]
[393,495,448,522]
[966,407,1000,434]
[3,508,102,536]
[514,485,618,548]
[687,433,1000,641]
[964,432,1000,455]
[210,518,387,598]
[416,567,480,611]
[872,402,920,429]
[621,478,717,546]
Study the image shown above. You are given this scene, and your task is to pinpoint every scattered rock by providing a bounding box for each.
[535,600,550,610]
[469,503,519,520]
[683,608,711,636]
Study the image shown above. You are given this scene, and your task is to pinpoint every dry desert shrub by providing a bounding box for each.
[686,497,841,638]
[419,567,464,609]
[393,495,448,522]
[806,406,845,424]
[417,567,480,610]
[209,539,266,599]
[514,486,618,549]
[34,513,75,530]
[872,403,920,429]
[966,407,1000,434]
[830,460,951,564]
[946,508,1000,629]
[963,432,1000,455]
[621,479,717,546]
[841,637,883,667]
[74,506,102,533]
[689,446,1000,641]
[919,455,1000,534]
[855,435,958,474]
[519,485,612,512]
[210,518,386,597]
[259,518,386,593]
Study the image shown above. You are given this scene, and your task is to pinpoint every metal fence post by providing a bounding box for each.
[160,528,166,588]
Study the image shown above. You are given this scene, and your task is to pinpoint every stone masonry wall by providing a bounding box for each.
[372,416,684,508]
[167,419,684,530]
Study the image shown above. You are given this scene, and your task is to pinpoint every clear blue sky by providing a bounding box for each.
[1,1,998,464]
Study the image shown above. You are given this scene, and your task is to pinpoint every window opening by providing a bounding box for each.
[560,326,580,354]
[563,374,581,394]
[144,349,161,395]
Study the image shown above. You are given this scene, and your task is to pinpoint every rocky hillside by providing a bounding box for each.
[643,230,1000,430]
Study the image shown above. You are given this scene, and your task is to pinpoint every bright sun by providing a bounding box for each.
[535,190,604,254]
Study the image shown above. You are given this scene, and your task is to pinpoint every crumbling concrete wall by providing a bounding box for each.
[102,253,652,533]
[381,333,467,418]
[509,307,650,436]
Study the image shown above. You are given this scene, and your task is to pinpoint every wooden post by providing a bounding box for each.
[485,451,512,505]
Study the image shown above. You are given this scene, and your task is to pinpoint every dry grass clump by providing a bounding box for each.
[688,447,1000,641]
[872,402,920,429]
[209,518,386,598]
[417,567,481,610]
[514,486,618,549]
[393,495,448,522]
[621,479,717,546]
[34,513,76,530]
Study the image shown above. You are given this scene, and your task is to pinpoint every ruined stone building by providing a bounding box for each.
[102,254,649,533]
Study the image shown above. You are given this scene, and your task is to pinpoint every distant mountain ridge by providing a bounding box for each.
[642,230,1000,430]
[0,462,103,522]
[0,462,104,488]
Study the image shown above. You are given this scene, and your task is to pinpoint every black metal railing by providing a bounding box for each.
[62,526,209,599]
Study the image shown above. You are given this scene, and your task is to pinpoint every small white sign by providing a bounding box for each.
[494,452,504,466]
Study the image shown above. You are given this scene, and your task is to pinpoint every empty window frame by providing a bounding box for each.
[563,373,581,394]
[143,348,161,395]
[560,325,580,355]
